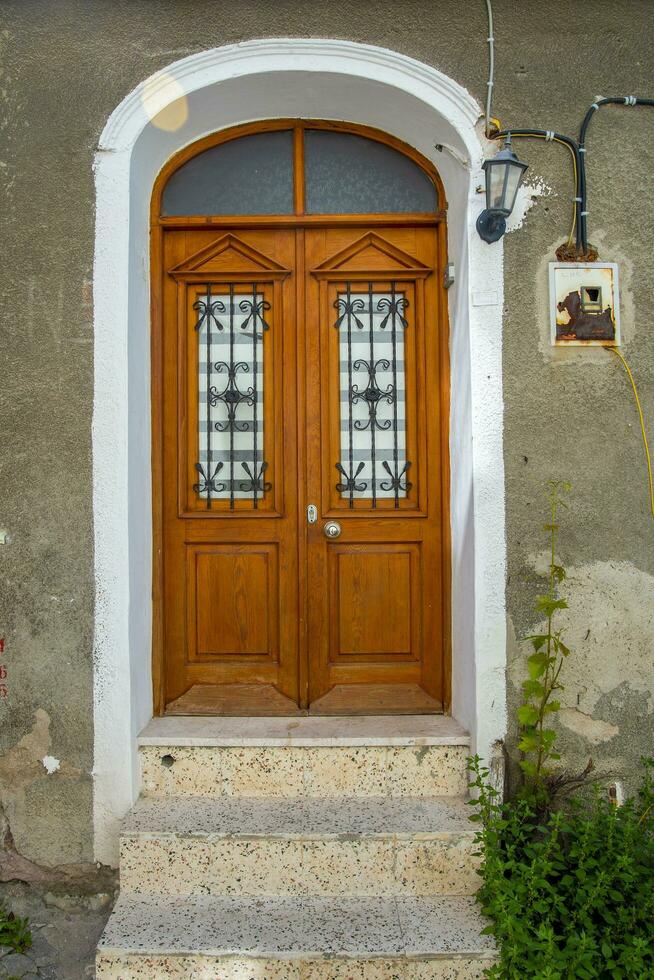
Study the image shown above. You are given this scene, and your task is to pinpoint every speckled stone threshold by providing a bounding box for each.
[97,895,496,979]
[123,794,474,837]
[138,714,470,747]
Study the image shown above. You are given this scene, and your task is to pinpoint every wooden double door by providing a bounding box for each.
[158,224,448,715]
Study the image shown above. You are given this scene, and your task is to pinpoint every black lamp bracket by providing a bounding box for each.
[477,209,507,244]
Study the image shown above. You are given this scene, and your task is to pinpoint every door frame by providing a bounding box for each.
[150,120,452,715]
[92,39,509,866]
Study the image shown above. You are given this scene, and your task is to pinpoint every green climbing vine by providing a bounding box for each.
[518,480,571,796]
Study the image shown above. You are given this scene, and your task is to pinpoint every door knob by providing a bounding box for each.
[323,521,342,539]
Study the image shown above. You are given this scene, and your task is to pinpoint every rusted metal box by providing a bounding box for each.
[549,262,620,346]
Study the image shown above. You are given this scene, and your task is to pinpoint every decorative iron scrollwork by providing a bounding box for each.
[377,294,409,330]
[334,295,366,331]
[193,283,271,510]
[192,461,226,497]
[380,460,412,495]
[193,294,227,332]
[239,460,272,496]
[351,357,394,431]
[334,282,412,509]
[335,461,367,495]
[211,362,255,433]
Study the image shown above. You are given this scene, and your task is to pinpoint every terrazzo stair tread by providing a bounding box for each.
[122,795,475,838]
[120,794,481,898]
[98,894,496,959]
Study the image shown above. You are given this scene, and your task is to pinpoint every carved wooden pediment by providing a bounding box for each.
[311,232,432,280]
[170,233,290,281]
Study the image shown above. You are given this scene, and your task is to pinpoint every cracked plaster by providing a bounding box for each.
[507,558,654,790]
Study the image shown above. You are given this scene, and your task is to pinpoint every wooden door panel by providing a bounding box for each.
[161,229,299,710]
[330,544,420,660]
[305,227,445,713]
[188,544,278,661]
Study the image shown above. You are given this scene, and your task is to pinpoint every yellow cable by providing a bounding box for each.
[606,346,654,520]
[520,135,577,246]
[557,138,578,247]
[489,130,577,246]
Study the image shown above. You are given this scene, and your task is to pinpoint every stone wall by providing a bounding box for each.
[0,0,652,869]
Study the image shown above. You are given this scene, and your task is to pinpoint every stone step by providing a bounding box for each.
[96,894,496,979]
[138,716,471,798]
[119,796,480,897]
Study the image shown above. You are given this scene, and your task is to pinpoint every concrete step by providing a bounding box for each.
[96,894,496,979]
[119,796,480,897]
[138,716,471,798]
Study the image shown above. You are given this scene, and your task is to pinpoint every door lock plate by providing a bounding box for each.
[307,504,318,525]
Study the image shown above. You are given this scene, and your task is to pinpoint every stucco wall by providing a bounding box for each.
[0,0,652,870]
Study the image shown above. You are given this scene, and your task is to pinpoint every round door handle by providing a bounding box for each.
[323,521,342,539]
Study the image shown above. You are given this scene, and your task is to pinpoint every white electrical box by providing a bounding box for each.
[549,262,620,347]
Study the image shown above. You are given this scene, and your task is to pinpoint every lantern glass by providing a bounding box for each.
[488,162,509,212]
[503,162,525,213]
[484,140,528,216]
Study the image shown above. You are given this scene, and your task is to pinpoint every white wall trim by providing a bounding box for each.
[98,40,481,154]
[92,38,507,865]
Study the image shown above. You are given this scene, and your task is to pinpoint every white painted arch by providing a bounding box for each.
[92,38,507,865]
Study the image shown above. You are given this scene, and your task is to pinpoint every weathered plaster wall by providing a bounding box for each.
[0,0,652,867]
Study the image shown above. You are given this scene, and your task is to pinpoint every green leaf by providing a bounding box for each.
[541,729,558,748]
[0,902,32,955]
[522,679,546,699]
[517,705,540,726]
[527,653,548,679]
[535,596,569,615]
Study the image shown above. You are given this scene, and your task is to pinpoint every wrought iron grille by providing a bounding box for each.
[193,283,271,510]
[334,282,412,508]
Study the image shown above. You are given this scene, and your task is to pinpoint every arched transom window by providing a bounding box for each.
[160,122,440,217]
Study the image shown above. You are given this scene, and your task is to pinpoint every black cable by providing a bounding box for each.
[578,98,654,252]
[492,129,583,251]
[489,99,654,254]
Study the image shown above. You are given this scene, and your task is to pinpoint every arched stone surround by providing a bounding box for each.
[92,38,507,864]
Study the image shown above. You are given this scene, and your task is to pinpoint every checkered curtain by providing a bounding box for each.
[336,288,409,505]
[196,290,266,502]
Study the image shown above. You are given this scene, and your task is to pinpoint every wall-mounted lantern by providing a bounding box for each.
[477,134,529,243]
